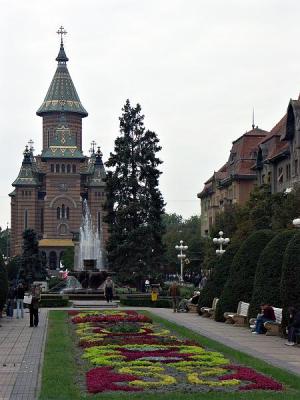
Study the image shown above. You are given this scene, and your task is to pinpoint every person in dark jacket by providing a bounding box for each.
[15,283,25,319]
[285,307,300,346]
[29,284,41,327]
[253,304,276,334]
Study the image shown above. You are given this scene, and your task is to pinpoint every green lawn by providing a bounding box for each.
[39,310,300,400]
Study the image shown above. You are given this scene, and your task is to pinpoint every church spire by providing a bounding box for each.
[36,27,88,117]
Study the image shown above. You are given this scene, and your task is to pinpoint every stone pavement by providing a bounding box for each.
[147,308,300,376]
[0,309,47,400]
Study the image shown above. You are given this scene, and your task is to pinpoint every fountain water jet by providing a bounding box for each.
[78,199,104,271]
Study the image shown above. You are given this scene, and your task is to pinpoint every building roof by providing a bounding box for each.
[12,146,40,187]
[39,239,74,247]
[87,147,106,187]
[36,43,88,117]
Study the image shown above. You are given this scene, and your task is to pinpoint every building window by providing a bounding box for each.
[66,207,70,219]
[72,164,76,173]
[61,164,65,173]
[24,209,28,230]
[56,164,60,173]
[51,164,54,172]
[97,211,101,233]
[62,204,65,219]
[295,159,298,176]
[57,207,60,219]
[67,164,71,173]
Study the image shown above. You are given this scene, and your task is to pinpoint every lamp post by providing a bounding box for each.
[213,231,230,255]
[175,240,188,282]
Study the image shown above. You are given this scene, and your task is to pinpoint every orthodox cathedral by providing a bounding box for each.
[10,28,108,269]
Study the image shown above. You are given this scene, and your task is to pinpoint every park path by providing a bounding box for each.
[0,309,47,400]
[148,308,300,376]
[0,304,300,400]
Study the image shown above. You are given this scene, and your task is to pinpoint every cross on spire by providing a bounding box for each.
[28,139,34,152]
[90,140,96,154]
[57,26,67,44]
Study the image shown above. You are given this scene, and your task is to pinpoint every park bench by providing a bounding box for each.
[264,307,282,336]
[200,297,219,318]
[224,301,250,326]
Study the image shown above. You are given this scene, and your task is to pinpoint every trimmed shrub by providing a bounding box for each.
[215,230,274,322]
[249,230,295,318]
[280,231,300,329]
[197,241,241,313]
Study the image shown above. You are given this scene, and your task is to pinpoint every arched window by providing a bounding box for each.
[67,164,71,173]
[56,164,60,173]
[62,204,65,219]
[72,164,76,173]
[51,164,54,172]
[61,164,65,173]
[57,207,60,219]
[66,207,70,219]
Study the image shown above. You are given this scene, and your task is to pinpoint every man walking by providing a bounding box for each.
[16,283,25,319]
[104,277,114,303]
[169,280,181,312]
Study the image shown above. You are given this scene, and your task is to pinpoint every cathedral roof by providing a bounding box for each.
[36,42,88,117]
[12,146,39,187]
[88,147,106,187]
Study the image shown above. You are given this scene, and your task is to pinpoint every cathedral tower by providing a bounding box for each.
[10,28,108,269]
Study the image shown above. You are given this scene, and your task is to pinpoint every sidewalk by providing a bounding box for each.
[0,309,47,400]
[148,308,300,376]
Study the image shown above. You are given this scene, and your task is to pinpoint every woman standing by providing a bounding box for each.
[16,283,25,319]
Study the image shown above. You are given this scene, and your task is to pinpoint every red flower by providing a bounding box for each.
[86,366,143,393]
[220,365,283,391]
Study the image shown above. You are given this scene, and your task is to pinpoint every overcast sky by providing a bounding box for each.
[1,0,300,229]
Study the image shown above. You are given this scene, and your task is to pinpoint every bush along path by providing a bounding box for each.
[68,310,284,395]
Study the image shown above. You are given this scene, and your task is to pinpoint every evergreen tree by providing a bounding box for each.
[280,231,300,328]
[105,100,165,282]
[20,229,46,284]
[215,230,274,321]
[249,230,295,317]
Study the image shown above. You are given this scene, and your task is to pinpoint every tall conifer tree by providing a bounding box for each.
[105,100,165,281]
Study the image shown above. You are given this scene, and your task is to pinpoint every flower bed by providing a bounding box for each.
[70,310,283,394]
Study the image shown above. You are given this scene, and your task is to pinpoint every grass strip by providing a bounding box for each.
[39,310,300,400]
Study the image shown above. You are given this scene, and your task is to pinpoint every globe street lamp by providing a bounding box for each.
[175,240,188,282]
[213,231,230,255]
[293,218,300,228]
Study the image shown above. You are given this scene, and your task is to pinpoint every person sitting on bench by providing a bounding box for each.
[252,304,275,334]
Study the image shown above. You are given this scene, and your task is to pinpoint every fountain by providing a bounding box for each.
[78,199,104,271]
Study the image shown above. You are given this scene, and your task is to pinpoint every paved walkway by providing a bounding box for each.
[1,305,300,399]
[0,309,47,400]
[148,308,300,376]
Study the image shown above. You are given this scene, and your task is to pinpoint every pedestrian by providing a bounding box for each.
[15,283,25,319]
[29,284,41,327]
[104,276,114,303]
[6,286,15,319]
[285,307,300,346]
[169,280,181,312]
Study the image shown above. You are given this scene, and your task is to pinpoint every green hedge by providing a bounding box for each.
[281,231,300,328]
[249,230,295,318]
[120,297,172,308]
[40,298,70,307]
[197,241,241,314]
[215,229,274,322]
